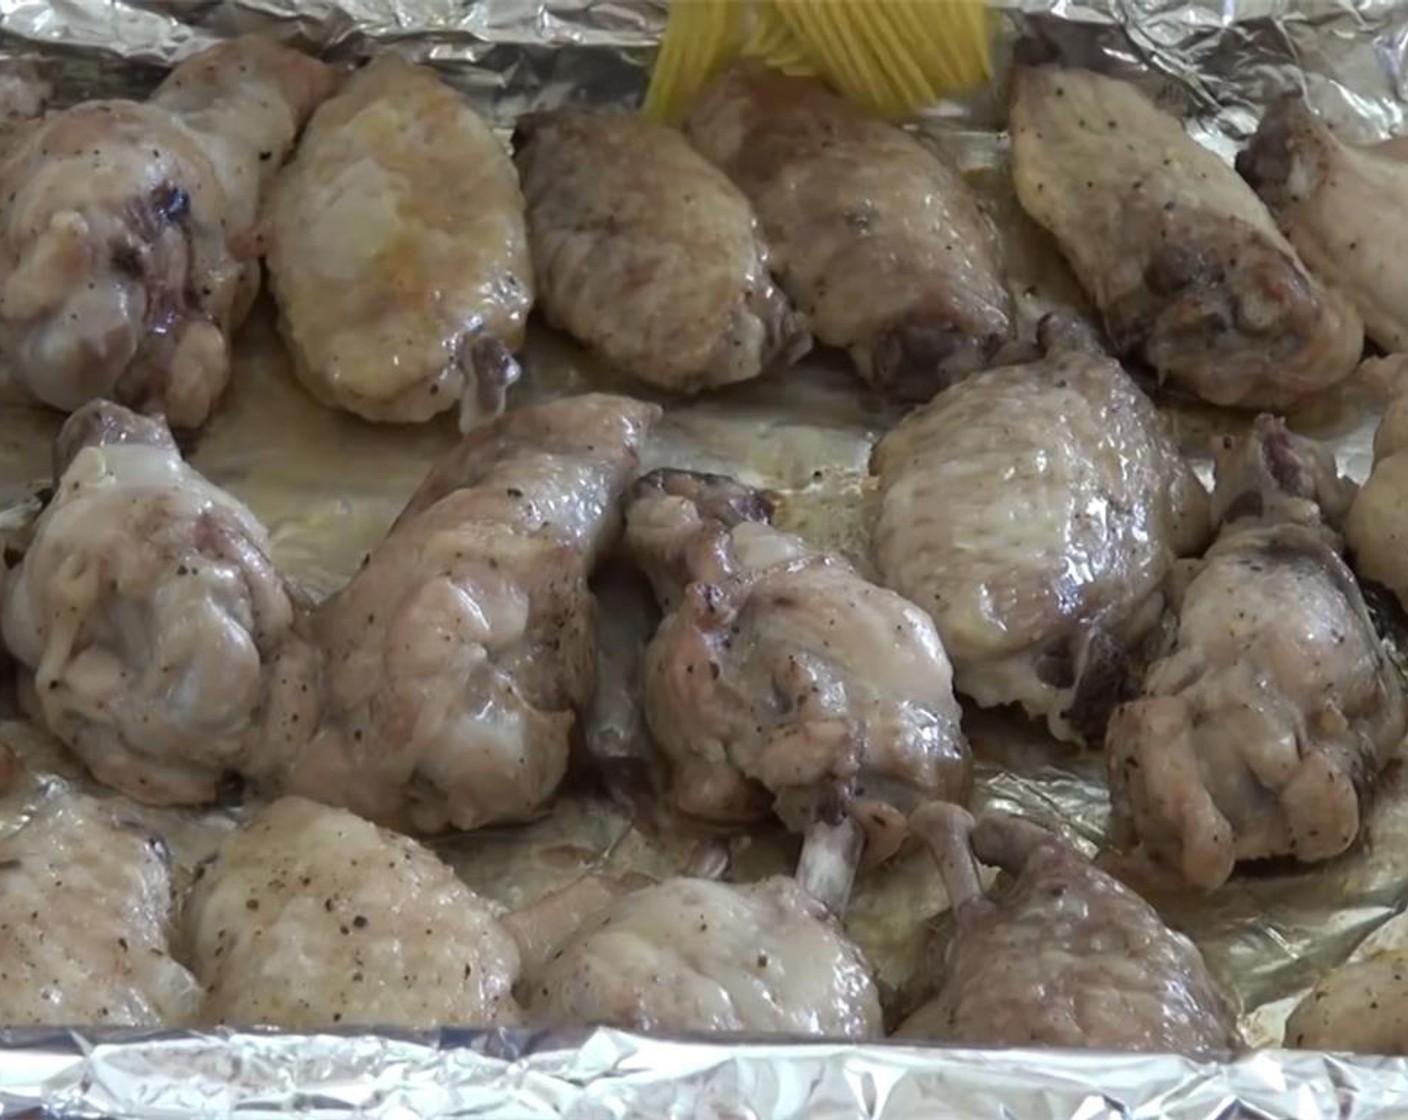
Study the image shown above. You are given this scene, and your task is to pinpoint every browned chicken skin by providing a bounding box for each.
[0,38,335,426]
[685,64,1012,400]
[895,805,1240,1052]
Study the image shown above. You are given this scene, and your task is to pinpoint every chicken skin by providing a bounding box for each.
[184,797,522,1028]
[870,347,1209,744]
[1347,383,1408,608]
[1011,66,1363,409]
[268,55,532,427]
[278,394,660,833]
[0,37,334,426]
[1240,96,1408,352]
[2,401,303,805]
[684,64,1012,401]
[895,805,1239,1052]
[525,873,881,1037]
[1285,948,1408,1053]
[514,109,806,394]
[1107,418,1404,890]
[624,469,969,867]
[0,790,199,1026]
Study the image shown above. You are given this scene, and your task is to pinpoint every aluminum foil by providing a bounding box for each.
[2,0,1408,1116]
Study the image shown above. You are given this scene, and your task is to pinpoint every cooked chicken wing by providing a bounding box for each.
[625,469,969,868]
[268,55,531,427]
[1240,96,1408,352]
[0,790,199,1026]
[1285,948,1408,1053]
[896,805,1239,1052]
[525,873,881,1037]
[1347,385,1408,606]
[870,347,1209,743]
[184,797,522,1028]
[514,109,806,394]
[1011,66,1363,409]
[685,64,1012,401]
[2,401,304,805]
[276,394,660,833]
[0,37,334,426]
[1107,418,1404,889]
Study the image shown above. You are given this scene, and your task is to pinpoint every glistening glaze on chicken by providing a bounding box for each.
[1,401,304,805]
[1106,418,1405,890]
[275,394,661,833]
[183,797,522,1028]
[1011,66,1363,409]
[267,55,533,427]
[685,64,1012,401]
[870,348,1209,743]
[895,805,1240,1052]
[625,469,969,866]
[0,790,199,1026]
[0,37,334,426]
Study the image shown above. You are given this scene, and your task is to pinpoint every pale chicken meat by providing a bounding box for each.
[1,401,304,805]
[685,64,1012,401]
[184,797,522,1028]
[870,348,1209,744]
[1285,949,1408,1053]
[895,805,1239,1052]
[625,469,970,868]
[0,790,199,1026]
[268,55,532,427]
[514,109,807,394]
[0,37,334,426]
[1106,418,1404,890]
[1347,381,1408,606]
[275,394,661,833]
[1011,66,1363,409]
[1240,96,1408,352]
[525,873,881,1037]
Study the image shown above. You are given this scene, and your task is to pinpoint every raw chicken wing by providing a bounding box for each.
[0,37,334,426]
[685,64,1012,401]
[514,109,806,393]
[870,347,1209,743]
[1347,378,1408,606]
[184,796,522,1028]
[0,790,199,1026]
[268,55,532,427]
[1285,948,1408,1053]
[895,805,1239,1052]
[1011,66,1363,409]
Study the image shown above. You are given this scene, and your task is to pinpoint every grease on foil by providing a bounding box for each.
[2,1,1408,1117]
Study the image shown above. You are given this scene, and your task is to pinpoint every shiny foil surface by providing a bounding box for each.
[2,0,1408,1116]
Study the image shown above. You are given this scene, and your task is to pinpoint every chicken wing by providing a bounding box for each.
[1106,418,1404,889]
[870,347,1209,743]
[267,55,532,427]
[684,64,1012,401]
[1285,949,1408,1053]
[524,874,881,1037]
[1011,66,1363,409]
[1347,384,1408,607]
[1239,96,1408,352]
[2,401,306,805]
[0,37,334,426]
[514,109,806,394]
[625,469,969,868]
[276,394,660,833]
[895,805,1239,1052]
[184,797,522,1028]
[0,790,199,1026]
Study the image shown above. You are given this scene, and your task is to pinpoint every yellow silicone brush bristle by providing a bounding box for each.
[644,0,992,123]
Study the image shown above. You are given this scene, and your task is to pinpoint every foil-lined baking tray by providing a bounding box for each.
[3,1,1408,1116]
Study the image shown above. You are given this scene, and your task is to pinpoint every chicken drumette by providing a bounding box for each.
[0,790,199,1026]
[870,345,1209,744]
[684,64,1012,400]
[895,805,1239,1052]
[624,469,970,875]
[514,109,807,394]
[1106,418,1404,889]
[2,401,304,805]
[1011,66,1363,409]
[0,37,334,426]
[267,55,533,427]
